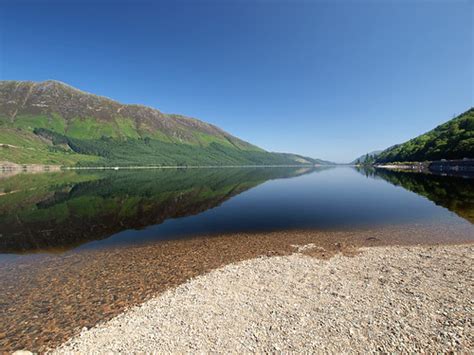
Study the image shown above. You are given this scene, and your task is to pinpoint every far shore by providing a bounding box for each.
[0,163,324,174]
[2,158,473,174]
[352,158,474,176]
[374,163,429,172]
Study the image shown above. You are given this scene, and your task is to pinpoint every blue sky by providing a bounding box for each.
[1,0,472,163]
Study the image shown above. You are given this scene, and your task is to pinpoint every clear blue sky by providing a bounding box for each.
[1,0,472,163]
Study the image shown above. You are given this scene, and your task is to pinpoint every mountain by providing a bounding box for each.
[375,109,474,163]
[350,150,382,165]
[0,80,328,166]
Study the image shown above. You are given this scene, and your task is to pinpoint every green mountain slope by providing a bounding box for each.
[375,109,474,163]
[350,150,382,165]
[0,80,326,166]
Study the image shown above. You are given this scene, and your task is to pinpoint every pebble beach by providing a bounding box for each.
[1,226,472,353]
[54,244,473,353]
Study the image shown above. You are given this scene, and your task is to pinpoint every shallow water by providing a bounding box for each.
[0,166,472,257]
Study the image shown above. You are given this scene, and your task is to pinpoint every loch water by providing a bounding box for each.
[0,166,472,257]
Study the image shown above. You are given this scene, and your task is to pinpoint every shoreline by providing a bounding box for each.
[357,159,474,176]
[0,164,324,177]
[54,243,473,353]
[1,226,473,352]
[0,163,323,171]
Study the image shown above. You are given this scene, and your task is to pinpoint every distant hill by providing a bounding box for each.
[375,109,474,163]
[0,80,327,166]
[350,150,382,165]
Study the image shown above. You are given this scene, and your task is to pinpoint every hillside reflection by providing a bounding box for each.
[0,167,316,254]
[357,167,474,224]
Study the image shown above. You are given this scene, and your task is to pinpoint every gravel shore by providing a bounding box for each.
[54,244,473,353]
[4,226,473,352]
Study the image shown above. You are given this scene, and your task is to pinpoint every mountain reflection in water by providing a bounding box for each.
[1,166,473,255]
[356,167,474,224]
[0,167,316,253]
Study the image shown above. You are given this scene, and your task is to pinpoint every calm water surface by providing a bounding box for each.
[0,166,472,259]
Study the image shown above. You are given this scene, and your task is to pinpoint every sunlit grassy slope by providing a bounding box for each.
[375,109,474,163]
[0,80,327,166]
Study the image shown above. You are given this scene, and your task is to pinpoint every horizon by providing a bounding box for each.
[1,0,472,163]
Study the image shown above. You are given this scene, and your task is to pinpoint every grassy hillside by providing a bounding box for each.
[375,109,474,163]
[0,127,100,165]
[0,80,325,166]
[351,150,382,165]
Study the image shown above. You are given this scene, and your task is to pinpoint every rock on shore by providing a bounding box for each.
[54,244,473,353]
